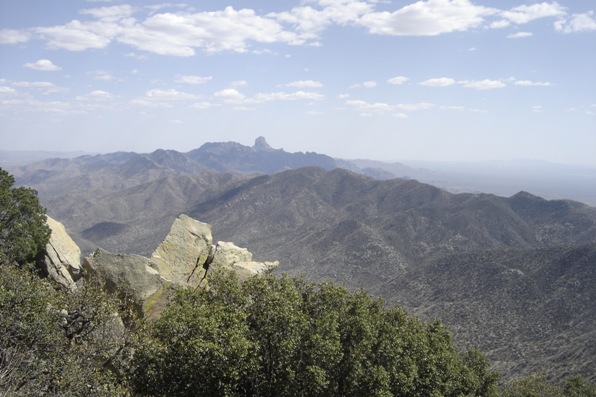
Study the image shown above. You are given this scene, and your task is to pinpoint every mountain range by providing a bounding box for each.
[7,137,596,381]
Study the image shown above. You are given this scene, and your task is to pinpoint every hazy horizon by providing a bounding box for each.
[1,1,595,165]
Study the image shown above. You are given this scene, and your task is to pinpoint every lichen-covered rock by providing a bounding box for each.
[83,248,169,316]
[39,216,82,291]
[150,214,212,288]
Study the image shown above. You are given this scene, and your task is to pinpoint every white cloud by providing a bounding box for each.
[500,2,566,25]
[346,98,432,116]
[532,105,543,112]
[350,80,377,89]
[76,90,114,100]
[23,59,62,71]
[251,90,324,103]
[359,0,497,36]
[419,77,456,87]
[271,0,372,44]
[34,20,114,51]
[387,76,409,85]
[514,80,554,86]
[191,101,217,110]
[213,88,324,105]
[0,86,17,95]
[214,88,246,103]
[461,79,506,90]
[91,70,116,81]
[490,20,510,29]
[0,29,31,44]
[13,81,65,94]
[232,80,248,87]
[395,102,435,111]
[145,88,199,100]
[0,98,72,113]
[285,80,323,88]
[1,0,581,60]
[176,75,213,85]
[439,105,466,111]
[119,7,297,56]
[80,5,134,21]
[420,77,506,89]
[507,31,533,38]
[555,11,596,33]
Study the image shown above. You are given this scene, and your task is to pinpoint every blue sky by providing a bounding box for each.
[1,0,595,164]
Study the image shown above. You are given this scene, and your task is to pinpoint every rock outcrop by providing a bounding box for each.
[39,216,82,291]
[83,249,169,306]
[80,214,278,317]
[150,214,212,288]
[212,241,279,281]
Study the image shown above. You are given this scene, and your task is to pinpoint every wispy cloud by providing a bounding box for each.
[555,11,596,33]
[23,59,62,71]
[90,70,117,81]
[346,99,433,117]
[514,80,554,86]
[13,81,66,94]
[0,29,31,44]
[175,75,213,85]
[350,81,377,89]
[418,77,545,90]
[461,79,506,90]
[507,31,533,38]
[76,90,114,101]
[419,77,456,87]
[285,80,323,88]
[499,2,566,24]
[387,76,409,85]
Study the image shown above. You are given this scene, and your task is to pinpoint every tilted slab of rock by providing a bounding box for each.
[150,214,212,288]
[39,216,82,291]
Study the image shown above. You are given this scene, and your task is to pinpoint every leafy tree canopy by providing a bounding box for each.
[0,168,50,265]
[132,270,501,397]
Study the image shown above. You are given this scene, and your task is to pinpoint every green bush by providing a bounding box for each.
[0,168,50,265]
[0,265,131,396]
[131,270,500,397]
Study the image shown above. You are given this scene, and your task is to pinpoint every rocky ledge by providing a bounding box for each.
[41,214,278,318]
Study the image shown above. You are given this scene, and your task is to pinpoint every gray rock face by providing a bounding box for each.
[81,214,278,317]
[39,216,82,291]
[150,214,213,288]
[83,249,168,301]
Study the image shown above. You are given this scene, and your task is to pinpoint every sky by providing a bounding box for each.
[0,0,595,165]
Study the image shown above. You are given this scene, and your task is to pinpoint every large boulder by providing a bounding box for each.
[150,214,212,288]
[212,241,279,281]
[39,216,82,291]
[83,248,170,316]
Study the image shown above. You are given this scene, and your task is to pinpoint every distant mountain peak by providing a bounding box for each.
[253,136,274,152]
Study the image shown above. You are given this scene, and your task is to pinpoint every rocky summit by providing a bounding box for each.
[42,214,278,318]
